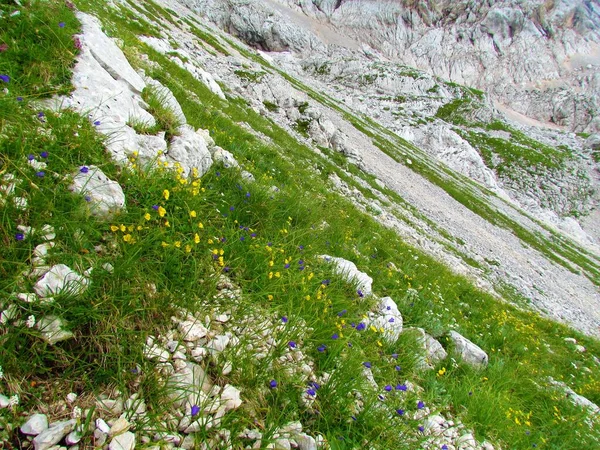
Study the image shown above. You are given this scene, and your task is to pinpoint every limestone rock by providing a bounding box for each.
[70,166,125,218]
[34,264,89,298]
[448,331,488,368]
[21,414,49,436]
[178,319,209,341]
[319,255,373,296]
[168,362,213,408]
[32,419,76,450]
[369,296,403,342]
[167,125,213,178]
[220,384,242,411]
[36,316,73,345]
[407,327,447,368]
[108,431,136,450]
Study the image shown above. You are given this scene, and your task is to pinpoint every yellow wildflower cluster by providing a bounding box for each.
[505,408,532,427]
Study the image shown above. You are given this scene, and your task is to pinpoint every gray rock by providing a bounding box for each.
[70,165,126,219]
[447,331,488,368]
[32,419,76,450]
[93,429,107,447]
[108,431,136,450]
[0,395,9,408]
[213,147,240,168]
[34,264,89,298]
[21,414,49,436]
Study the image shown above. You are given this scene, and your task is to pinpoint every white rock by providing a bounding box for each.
[17,292,38,303]
[32,419,76,450]
[33,264,88,298]
[369,296,403,342]
[96,418,110,434]
[221,384,242,411]
[108,431,136,450]
[21,414,49,436]
[36,316,73,344]
[178,319,209,341]
[0,395,9,408]
[295,433,317,450]
[168,362,213,408]
[70,166,125,218]
[222,361,233,375]
[319,255,373,296]
[167,125,213,178]
[408,328,448,367]
[447,331,488,368]
[144,343,170,362]
[65,430,82,445]
[208,335,230,352]
[274,438,291,450]
[212,147,240,168]
[108,417,130,437]
[94,429,108,446]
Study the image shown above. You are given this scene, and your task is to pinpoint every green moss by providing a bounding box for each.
[263,100,279,112]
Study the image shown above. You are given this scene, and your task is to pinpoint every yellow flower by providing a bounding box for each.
[144,213,151,221]
[137,225,143,230]
[123,234,132,243]
[194,234,200,244]
[218,256,224,266]
[208,239,213,244]
[268,272,273,279]
[119,224,126,232]
[190,210,197,218]
[185,245,192,253]
[269,260,274,267]
[212,249,219,255]
[275,272,280,278]
[198,222,204,229]
[267,295,273,301]
[308,272,314,280]
[377,341,382,347]
[370,325,378,333]
[110,225,119,232]
[158,206,166,217]
[127,225,134,232]
[161,242,169,247]
[305,295,310,301]
[164,220,170,228]
[219,249,224,256]
[163,189,170,200]
[174,241,181,248]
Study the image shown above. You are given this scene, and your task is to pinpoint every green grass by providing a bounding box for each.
[1,1,600,449]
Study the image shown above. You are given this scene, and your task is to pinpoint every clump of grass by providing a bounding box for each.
[140,85,183,141]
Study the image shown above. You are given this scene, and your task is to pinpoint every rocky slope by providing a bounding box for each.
[181,0,600,245]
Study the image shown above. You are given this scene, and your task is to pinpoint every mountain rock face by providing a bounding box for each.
[294,0,600,133]
[182,0,599,239]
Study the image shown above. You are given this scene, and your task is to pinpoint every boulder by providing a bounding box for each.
[447,331,488,368]
[168,362,213,408]
[167,125,213,178]
[70,166,125,218]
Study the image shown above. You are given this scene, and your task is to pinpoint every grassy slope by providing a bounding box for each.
[0,1,599,448]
